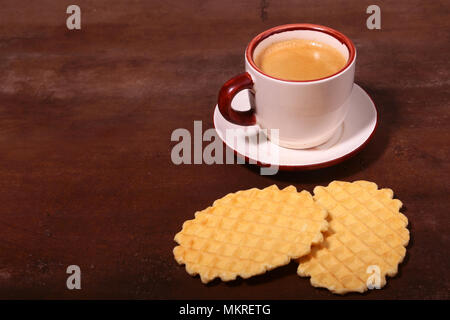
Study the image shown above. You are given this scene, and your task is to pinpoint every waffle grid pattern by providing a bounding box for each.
[174,185,328,283]
[297,180,409,294]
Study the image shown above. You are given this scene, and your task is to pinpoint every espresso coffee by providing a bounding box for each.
[254,39,347,81]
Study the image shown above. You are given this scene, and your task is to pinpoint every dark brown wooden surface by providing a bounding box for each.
[0,0,448,299]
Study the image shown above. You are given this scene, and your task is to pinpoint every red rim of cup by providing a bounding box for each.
[246,23,356,83]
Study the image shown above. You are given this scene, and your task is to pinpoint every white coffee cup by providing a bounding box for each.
[218,24,356,149]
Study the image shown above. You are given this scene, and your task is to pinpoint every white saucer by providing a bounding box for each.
[213,83,378,170]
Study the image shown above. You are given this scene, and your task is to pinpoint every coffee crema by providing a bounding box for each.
[254,39,347,81]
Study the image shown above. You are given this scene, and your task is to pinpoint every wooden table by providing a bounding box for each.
[0,0,448,299]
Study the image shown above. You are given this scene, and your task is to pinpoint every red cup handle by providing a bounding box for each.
[218,72,256,126]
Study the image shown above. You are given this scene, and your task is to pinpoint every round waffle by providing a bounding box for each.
[174,185,328,283]
[297,180,409,294]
